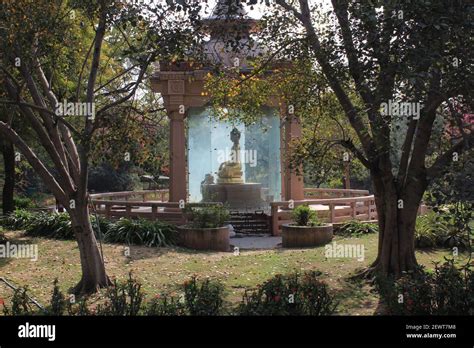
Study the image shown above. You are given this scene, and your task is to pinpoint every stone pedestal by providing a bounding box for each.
[205,183,263,209]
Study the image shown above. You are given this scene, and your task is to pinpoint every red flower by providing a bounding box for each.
[274,295,281,302]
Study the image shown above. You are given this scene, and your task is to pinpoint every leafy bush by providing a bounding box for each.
[2,209,175,247]
[291,205,321,227]
[375,259,474,315]
[91,215,113,236]
[67,297,91,316]
[186,205,229,229]
[182,276,225,315]
[414,208,472,250]
[24,212,74,240]
[2,209,35,230]
[146,295,187,316]
[435,203,472,250]
[104,218,178,247]
[97,273,144,316]
[147,276,226,316]
[13,196,36,209]
[2,286,37,316]
[236,271,338,316]
[414,212,449,248]
[88,162,136,193]
[338,220,378,237]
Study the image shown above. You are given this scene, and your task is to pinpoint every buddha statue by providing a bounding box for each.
[217,127,244,184]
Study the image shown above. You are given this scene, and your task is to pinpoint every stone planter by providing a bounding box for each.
[178,225,230,252]
[281,224,333,248]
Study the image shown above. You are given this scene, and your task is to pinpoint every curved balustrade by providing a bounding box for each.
[270,195,378,236]
[89,188,380,233]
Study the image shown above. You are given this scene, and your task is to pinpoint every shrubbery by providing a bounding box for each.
[337,220,378,237]
[375,259,474,315]
[291,205,321,227]
[414,211,449,248]
[24,212,73,240]
[147,276,226,316]
[185,204,229,229]
[1,272,337,316]
[414,209,472,250]
[235,271,338,316]
[2,209,35,230]
[1,210,177,247]
[104,218,177,247]
[96,273,144,316]
[13,196,36,209]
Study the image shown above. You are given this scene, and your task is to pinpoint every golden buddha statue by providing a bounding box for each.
[217,127,244,184]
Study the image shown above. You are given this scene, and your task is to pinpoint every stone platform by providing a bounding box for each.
[205,183,264,209]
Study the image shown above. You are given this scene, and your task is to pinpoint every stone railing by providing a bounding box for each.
[90,190,222,225]
[304,188,370,198]
[270,195,378,236]
[90,189,169,203]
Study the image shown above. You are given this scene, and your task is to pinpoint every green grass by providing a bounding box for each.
[0,230,468,315]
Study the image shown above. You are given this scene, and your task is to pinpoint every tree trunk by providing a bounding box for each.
[69,201,111,294]
[1,140,15,215]
[369,164,425,277]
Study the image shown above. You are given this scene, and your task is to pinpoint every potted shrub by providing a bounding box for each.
[282,204,333,248]
[178,205,230,251]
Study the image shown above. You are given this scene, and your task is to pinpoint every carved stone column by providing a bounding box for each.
[169,109,187,202]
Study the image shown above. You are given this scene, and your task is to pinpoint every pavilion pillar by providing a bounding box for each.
[169,110,187,202]
[284,115,304,201]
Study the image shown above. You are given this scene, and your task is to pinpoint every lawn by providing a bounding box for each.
[0,230,468,315]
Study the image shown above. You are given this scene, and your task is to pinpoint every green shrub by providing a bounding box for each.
[91,215,113,236]
[97,273,144,316]
[104,218,178,247]
[182,276,225,315]
[338,220,378,237]
[13,196,36,209]
[67,297,90,316]
[2,209,35,230]
[436,203,472,250]
[236,271,338,316]
[146,277,226,316]
[146,295,187,316]
[3,210,176,247]
[291,205,321,227]
[414,211,450,249]
[375,259,474,315]
[187,205,229,229]
[24,212,74,240]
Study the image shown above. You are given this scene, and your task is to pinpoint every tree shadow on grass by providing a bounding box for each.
[122,244,224,262]
[333,277,381,315]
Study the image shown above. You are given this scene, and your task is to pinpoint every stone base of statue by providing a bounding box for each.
[204,183,263,209]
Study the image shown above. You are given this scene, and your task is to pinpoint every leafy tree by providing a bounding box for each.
[265,0,474,276]
[0,0,202,293]
[210,0,473,276]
